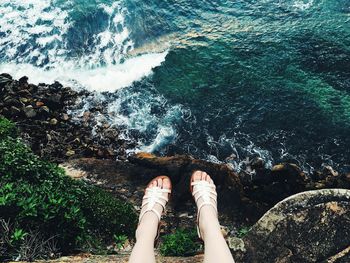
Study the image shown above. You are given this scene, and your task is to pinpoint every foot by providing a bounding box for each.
[136,176,172,241]
[191,171,220,239]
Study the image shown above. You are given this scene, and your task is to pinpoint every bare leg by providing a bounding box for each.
[192,171,235,263]
[129,177,171,263]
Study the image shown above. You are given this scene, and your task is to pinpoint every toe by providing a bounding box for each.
[201,172,206,181]
[162,177,171,190]
[157,178,163,188]
[192,170,202,181]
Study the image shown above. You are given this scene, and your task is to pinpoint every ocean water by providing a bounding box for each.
[0,0,349,172]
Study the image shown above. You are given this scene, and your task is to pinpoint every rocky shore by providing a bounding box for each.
[0,73,134,163]
[1,74,350,262]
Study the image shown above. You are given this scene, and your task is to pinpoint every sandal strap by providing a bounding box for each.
[139,186,170,223]
[191,180,218,239]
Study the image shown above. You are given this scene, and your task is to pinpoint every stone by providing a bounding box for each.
[18,89,32,97]
[65,150,75,157]
[61,113,69,121]
[36,101,45,107]
[39,106,50,116]
[23,105,37,118]
[9,106,21,116]
[250,157,264,170]
[0,73,12,79]
[0,75,12,88]
[18,76,28,86]
[50,118,58,125]
[44,94,62,110]
[234,189,350,263]
[228,237,246,252]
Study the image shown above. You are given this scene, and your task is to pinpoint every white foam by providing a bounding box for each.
[0,51,167,91]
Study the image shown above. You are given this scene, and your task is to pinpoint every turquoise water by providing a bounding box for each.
[0,0,349,171]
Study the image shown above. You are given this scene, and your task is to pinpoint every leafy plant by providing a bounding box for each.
[0,117,17,139]
[114,234,127,250]
[160,228,200,257]
[237,226,251,238]
[0,119,137,261]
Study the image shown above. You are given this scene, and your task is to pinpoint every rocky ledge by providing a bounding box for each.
[2,74,350,262]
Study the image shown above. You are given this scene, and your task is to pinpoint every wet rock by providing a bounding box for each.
[50,118,58,125]
[18,76,28,87]
[250,157,264,170]
[23,105,37,118]
[61,113,69,121]
[36,101,45,107]
[234,189,350,263]
[39,106,50,117]
[0,73,12,79]
[9,106,21,116]
[44,94,62,110]
[65,150,76,157]
[17,89,32,98]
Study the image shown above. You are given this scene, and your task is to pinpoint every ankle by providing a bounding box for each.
[136,213,159,241]
[198,207,220,238]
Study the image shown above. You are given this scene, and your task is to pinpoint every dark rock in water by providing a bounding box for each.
[0,73,12,80]
[234,189,350,263]
[0,75,12,88]
[250,157,264,170]
[43,94,62,110]
[50,81,63,90]
[18,76,29,87]
[23,105,37,118]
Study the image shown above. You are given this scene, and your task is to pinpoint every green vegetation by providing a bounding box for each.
[237,226,251,238]
[160,228,200,257]
[0,117,137,261]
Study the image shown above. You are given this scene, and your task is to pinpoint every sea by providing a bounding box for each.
[0,0,349,173]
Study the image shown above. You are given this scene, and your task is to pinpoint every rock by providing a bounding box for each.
[44,94,62,110]
[228,237,246,252]
[250,157,264,170]
[61,113,69,121]
[0,73,12,79]
[322,165,339,177]
[36,101,45,107]
[23,105,37,118]
[234,189,350,263]
[18,89,31,97]
[0,75,12,88]
[9,106,21,116]
[5,98,24,108]
[18,76,28,87]
[65,150,75,157]
[50,118,58,125]
[39,106,50,116]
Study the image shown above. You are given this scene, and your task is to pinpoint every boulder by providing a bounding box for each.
[23,105,37,118]
[234,189,350,263]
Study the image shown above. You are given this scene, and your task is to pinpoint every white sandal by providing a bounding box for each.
[191,172,218,239]
[138,176,172,240]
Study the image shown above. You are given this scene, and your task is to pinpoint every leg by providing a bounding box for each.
[129,176,172,263]
[191,171,235,263]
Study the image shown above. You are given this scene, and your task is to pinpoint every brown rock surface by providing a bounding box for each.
[233,189,350,263]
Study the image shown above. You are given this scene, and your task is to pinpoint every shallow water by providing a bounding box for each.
[0,0,349,172]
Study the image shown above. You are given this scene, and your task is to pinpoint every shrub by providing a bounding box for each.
[160,228,200,256]
[0,117,17,139]
[0,118,137,261]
